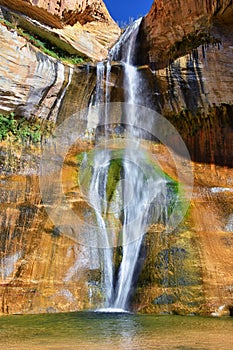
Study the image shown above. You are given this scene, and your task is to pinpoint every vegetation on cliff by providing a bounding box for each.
[0,18,85,65]
[0,113,54,143]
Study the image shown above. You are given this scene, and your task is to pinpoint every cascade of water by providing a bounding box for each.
[113,148,169,310]
[86,61,112,133]
[110,18,146,137]
[109,18,142,64]
[88,150,114,306]
[96,62,105,104]
[122,19,148,140]
[104,60,111,136]
[87,144,171,310]
[111,20,151,309]
[86,18,173,311]
[86,62,106,131]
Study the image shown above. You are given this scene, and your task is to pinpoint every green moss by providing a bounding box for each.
[0,113,54,143]
[77,147,182,227]
[76,152,86,167]
[106,157,123,203]
[145,152,183,220]
[77,149,125,205]
[0,18,85,65]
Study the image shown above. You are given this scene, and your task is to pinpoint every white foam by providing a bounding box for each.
[94,308,130,314]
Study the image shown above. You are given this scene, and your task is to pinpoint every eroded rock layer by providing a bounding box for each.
[141,0,233,67]
[0,0,232,316]
[0,140,232,316]
[0,22,97,121]
[0,167,92,314]
[0,0,120,60]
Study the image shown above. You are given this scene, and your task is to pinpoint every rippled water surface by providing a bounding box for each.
[0,312,232,349]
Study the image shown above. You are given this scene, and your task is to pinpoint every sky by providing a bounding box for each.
[104,0,153,26]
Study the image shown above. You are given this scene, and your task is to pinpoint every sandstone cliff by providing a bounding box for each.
[0,21,98,121]
[0,136,232,316]
[141,0,233,67]
[0,170,93,314]
[0,0,233,316]
[0,0,120,61]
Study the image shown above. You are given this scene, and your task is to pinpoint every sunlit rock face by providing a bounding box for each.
[0,0,120,60]
[0,144,99,315]
[0,0,232,316]
[0,180,90,314]
[0,22,98,121]
[133,157,233,316]
[0,0,111,26]
[0,142,232,316]
[1,0,109,28]
[140,0,233,67]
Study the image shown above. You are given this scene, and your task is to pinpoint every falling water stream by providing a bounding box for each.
[83,19,177,311]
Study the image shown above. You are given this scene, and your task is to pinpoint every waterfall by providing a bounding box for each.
[110,18,150,137]
[88,150,114,306]
[110,17,143,106]
[96,62,105,104]
[113,148,169,309]
[85,18,176,311]
[86,144,171,311]
[109,18,142,64]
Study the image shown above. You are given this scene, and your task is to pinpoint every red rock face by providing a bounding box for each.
[142,0,233,66]
[0,0,112,28]
[0,1,120,61]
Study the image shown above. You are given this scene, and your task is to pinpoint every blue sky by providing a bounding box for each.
[104,0,153,26]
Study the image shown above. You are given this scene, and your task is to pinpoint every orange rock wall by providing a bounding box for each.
[0,1,120,60]
[0,0,112,27]
[142,0,233,65]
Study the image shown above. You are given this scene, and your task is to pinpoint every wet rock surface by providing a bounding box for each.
[0,142,232,315]
[0,0,232,316]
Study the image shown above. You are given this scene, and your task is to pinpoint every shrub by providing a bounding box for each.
[0,113,53,143]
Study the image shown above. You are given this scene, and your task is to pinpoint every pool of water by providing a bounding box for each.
[0,312,232,349]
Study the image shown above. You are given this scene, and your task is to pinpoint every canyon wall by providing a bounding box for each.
[141,0,233,67]
[0,163,96,314]
[0,0,120,60]
[0,20,98,121]
[0,0,232,315]
[152,21,233,167]
[111,19,233,166]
